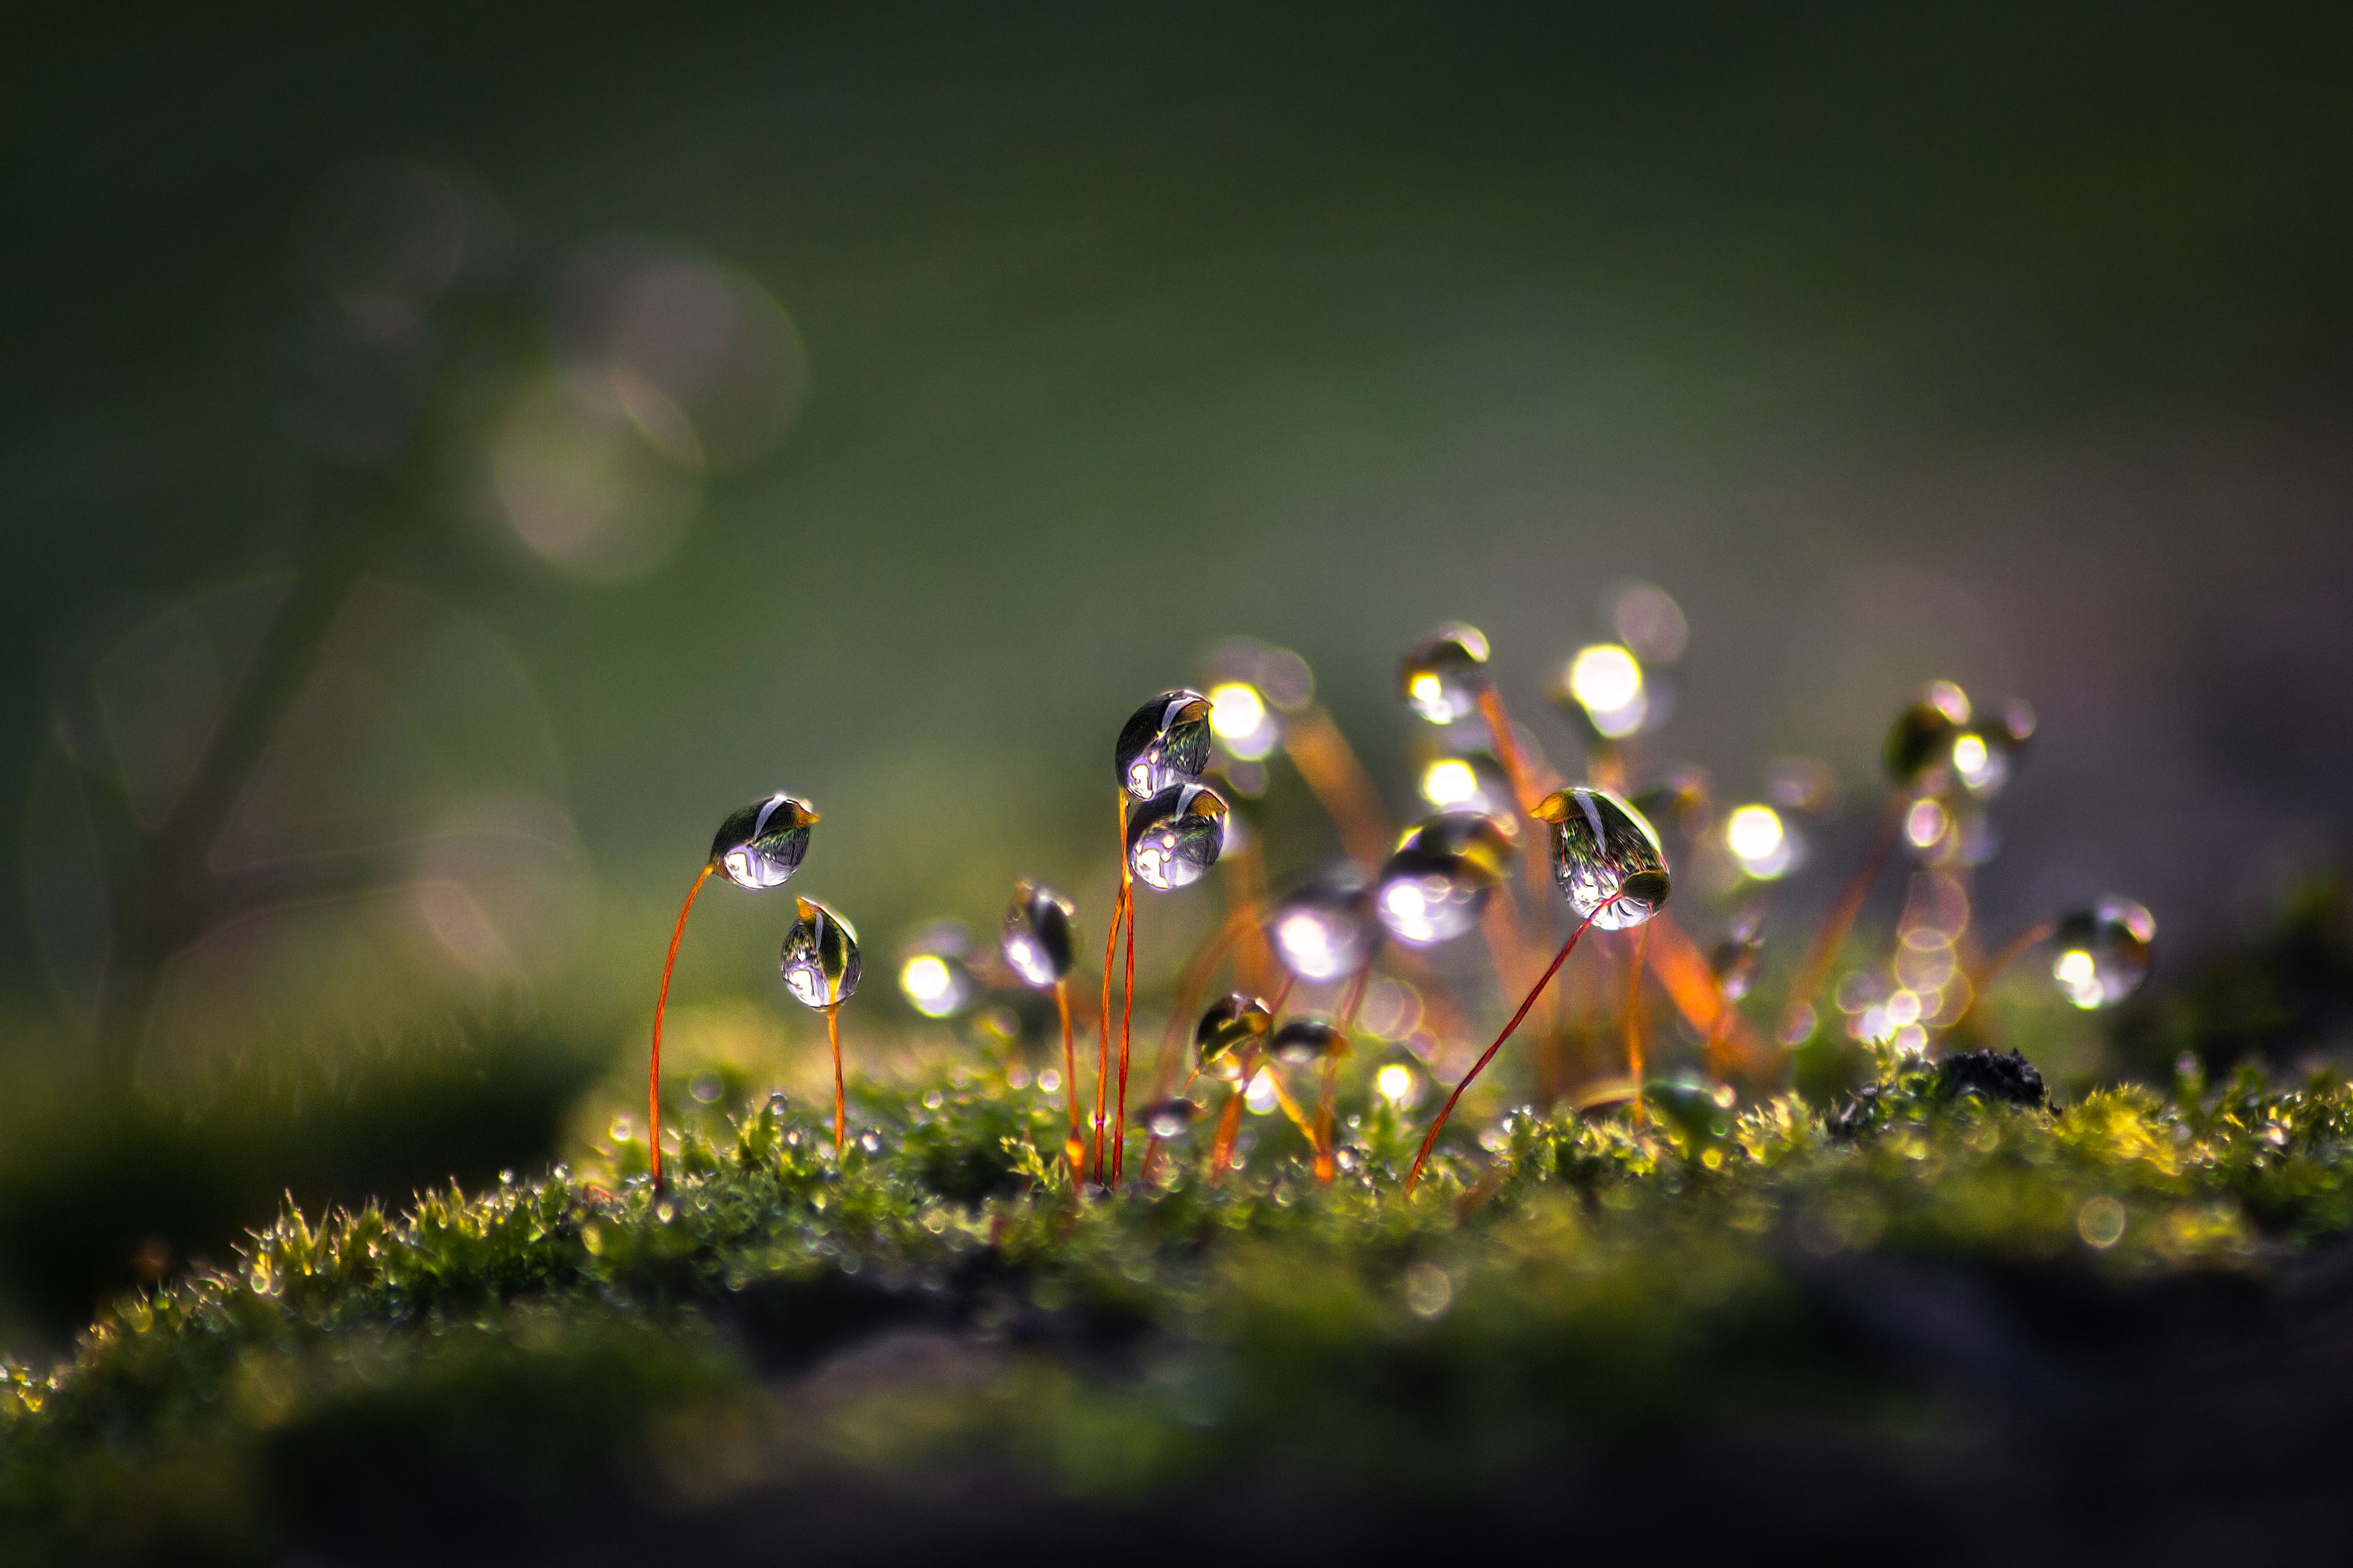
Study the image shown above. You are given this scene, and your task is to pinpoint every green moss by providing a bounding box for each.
[5,1049,2353,1559]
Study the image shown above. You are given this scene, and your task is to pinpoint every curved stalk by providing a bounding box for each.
[1780,791,1905,1040]
[1946,918,2058,1035]
[1056,979,1083,1179]
[1115,864,1137,1182]
[1407,907,1603,1194]
[648,863,714,1190]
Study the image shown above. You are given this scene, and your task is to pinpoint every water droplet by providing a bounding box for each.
[1037,1067,1062,1094]
[688,1071,723,1104]
[1115,690,1214,799]
[608,1114,635,1142]
[1270,1016,1345,1065]
[1399,623,1491,725]
[1000,879,1078,987]
[655,1200,676,1223]
[710,792,818,890]
[766,1090,789,1118]
[1195,992,1273,1076]
[897,921,980,1018]
[1883,683,1971,786]
[1125,784,1227,891]
[1376,814,1513,947]
[858,1128,884,1155]
[497,1167,515,1185]
[779,898,862,1009]
[1532,787,1670,930]
[2050,897,2155,1009]
[1138,1097,1202,1139]
[1269,866,1378,979]
[1952,702,2033,800]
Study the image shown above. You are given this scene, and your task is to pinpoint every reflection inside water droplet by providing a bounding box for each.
[1534,786,1670,930]
[780,899,861,1009]
[1125,784,1227,891]
[1115,691,1214,799]
[711,793,817,889]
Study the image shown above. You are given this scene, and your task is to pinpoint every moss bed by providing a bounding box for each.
[9,1048,2353,1563]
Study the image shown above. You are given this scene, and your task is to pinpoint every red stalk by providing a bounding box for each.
[1406,907,1603,1194]
[648,862,714,1190]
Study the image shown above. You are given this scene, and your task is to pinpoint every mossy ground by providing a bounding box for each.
[8,1044,2353,1564]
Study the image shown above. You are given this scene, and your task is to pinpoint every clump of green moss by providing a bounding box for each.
[7,1049,2353,1561]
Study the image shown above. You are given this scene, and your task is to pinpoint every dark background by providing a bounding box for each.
[3,2,2350,1332]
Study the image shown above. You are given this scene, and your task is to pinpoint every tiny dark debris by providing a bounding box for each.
[1932,1050,2048,1111]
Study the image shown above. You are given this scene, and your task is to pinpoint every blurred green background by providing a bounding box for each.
[5,2,2352,1342]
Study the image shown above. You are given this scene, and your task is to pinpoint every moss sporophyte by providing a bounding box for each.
[631,617,2157,1214]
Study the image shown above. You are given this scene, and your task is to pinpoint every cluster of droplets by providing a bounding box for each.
[1805,678,2148,1055]
[649,580,2159,1201]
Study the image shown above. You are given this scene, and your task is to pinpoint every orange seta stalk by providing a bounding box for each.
[1056,979,1084,1178]
[1645,913,1760,1075]
[1473,688,1543,817]
[648,862,715,1191]
[1407,907,1603,1195]
[1094,884,1123,1185]
[1781,791,1905,1041]
[1209,1052,1254,1177]
[826,1003,846,1157]
[1622,923,1652,1124]
[1472,684,1567,1064]
[1094,790,1128,1185]
[1149,903,1259,1100]
[1115,862,1137,1183]
[1945,917,2058,1035]
[1312,968,1372,1182]
[1213,973,1300,1178]
[1281,706,1394,867]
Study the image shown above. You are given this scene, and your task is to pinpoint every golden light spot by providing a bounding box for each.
[1421,757,1479,809]
[1568,643,1644,725]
